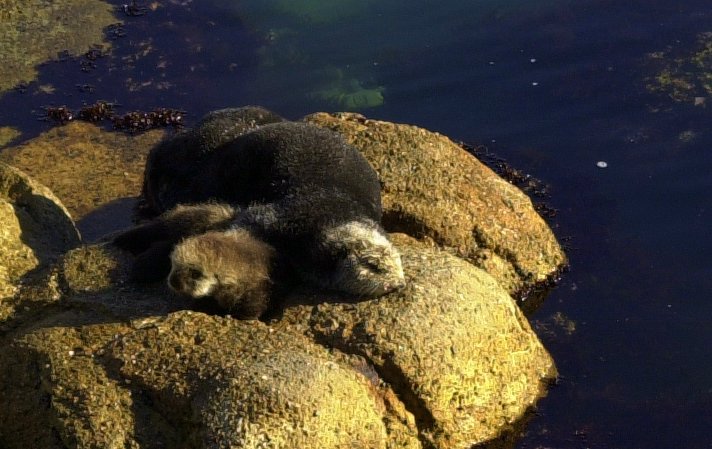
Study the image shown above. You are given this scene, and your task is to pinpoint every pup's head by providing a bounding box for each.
[321,220,405,297]
[168,229,274,316]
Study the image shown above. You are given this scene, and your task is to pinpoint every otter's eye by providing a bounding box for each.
[362,259,385,273]
[188,268,203,280]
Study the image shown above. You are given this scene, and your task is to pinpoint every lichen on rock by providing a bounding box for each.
[0,0,118,95]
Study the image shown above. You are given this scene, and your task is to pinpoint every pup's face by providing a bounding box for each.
[323,220,405,297]
[168,241,220,298]
[167,229,273,301]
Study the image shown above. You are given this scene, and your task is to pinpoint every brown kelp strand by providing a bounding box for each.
[41,102,185,132]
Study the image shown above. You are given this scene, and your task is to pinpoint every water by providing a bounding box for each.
[1,0,711,447]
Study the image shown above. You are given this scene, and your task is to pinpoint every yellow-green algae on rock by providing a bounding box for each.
[0,127,20,148]
[0,0,118,95]
[0,121,164,219]
[645,32,712,104]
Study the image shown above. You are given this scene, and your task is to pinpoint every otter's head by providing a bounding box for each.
[321,220,405,297]
[168,229,274,315]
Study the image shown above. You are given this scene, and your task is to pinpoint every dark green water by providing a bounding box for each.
[1,0,711,447]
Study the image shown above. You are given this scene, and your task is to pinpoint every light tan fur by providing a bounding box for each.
[320,220,405,297]
[168,228,275,319]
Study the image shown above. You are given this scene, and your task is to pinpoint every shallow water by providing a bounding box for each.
[1,0,712,447]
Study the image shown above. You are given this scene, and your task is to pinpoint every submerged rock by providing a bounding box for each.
[0,112,564,448]
[0,0,118,95]
[645,31,712,105]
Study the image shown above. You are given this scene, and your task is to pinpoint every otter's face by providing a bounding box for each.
[167,262,217,298]
[167,229,274,316]
[323,220,405,297]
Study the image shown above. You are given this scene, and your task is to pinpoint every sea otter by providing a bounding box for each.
[115,112,405,315]
[168,228,276,319]
[113,202,240,282]
[141,106,285,217]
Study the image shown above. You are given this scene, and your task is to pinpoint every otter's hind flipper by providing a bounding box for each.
[113,203,240,254]
[130,240,174,282]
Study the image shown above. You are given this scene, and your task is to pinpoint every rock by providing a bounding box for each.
[0,162,79,303]
[303,112,567,296]
[1,234,554,449]
[278,234,556,448]
[0,245,420,448]
[0,0,118,95]
[0,112,564,449]
[0,121,164,220]
[0,127,20,148]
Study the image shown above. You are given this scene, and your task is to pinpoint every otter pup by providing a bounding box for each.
[113,203,240,282]
[168,228,276,319]
[116,113,405,315]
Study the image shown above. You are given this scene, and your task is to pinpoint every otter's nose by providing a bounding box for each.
[384,278,406,293]
[168,272,185,292]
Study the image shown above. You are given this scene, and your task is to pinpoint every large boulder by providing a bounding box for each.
[304,112,566,297]
[0,115,564,449]
[0,162,79,305]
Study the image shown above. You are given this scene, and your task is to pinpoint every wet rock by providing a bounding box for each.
[0,127,20,148]
[0,121,164,220]
[304,112,567,296]
[0,0,118,95]
[0,162,79,302]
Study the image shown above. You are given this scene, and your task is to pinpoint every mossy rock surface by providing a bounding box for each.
[304,112,567,296]
[0,0,118,95]
[0,122,164,220]
[0,162,79,302]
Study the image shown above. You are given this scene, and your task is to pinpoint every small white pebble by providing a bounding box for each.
[530,58,537,63]
[68,350,75,357]
[532,82,539,86]
[596,161,608,168]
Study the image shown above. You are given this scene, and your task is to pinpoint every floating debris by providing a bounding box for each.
[596,161,608,168]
